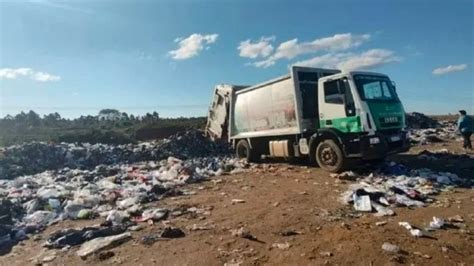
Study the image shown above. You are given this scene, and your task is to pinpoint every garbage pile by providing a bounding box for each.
[406,112,440,129]
[417,149,473,160]
[340,162,469,216]
[0,155,247,249]
[408,120,459,145]
[0,129,231,180]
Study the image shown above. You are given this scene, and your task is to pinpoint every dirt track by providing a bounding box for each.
[1,140,473,266]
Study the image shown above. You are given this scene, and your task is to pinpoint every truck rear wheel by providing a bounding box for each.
[315,139,346,173]
[236,139,258,162]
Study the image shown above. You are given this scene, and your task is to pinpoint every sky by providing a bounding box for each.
[0,0,473,118]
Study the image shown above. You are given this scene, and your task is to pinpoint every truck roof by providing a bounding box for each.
[347,71,388,77]
[236,66,340,95]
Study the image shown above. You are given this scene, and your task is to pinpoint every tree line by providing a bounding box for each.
[0,109,206,146]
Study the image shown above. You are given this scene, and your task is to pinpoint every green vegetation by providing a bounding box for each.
[0,110,206,146]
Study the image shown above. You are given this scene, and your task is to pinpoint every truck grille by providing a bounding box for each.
[379,116,401,128]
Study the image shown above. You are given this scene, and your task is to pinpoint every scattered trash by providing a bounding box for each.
[319,251,333,257]
[428,217,445,230]
[0,130,232,180]
[330,171,358,180]
[398,222,424,237]
[160,227,185,238]
[382,242,400,253]
[45,225,128,249]
[272,242,290,250]
[413,251,431,259]
[133,209,168,223]
[279,230,301,236]
[77,209,94,220]
[230,227,260,241]
[340,161,467,216]
[375,221,387,226]
[448,215,464,223]
[231,199,246,204]
[76,232,132,258]
[42,255,57,262]
[0,130,249,250]
[353,195,372,212]
[128,224,145,232]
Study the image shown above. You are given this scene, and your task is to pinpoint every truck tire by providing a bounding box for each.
[236,139,258,162]
[315,139,346,173]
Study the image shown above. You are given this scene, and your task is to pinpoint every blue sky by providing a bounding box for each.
[0,0,473,118]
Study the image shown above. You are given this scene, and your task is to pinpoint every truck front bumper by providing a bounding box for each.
[343,130,410,160]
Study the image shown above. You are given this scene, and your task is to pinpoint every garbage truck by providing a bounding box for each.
[205,66,410,172]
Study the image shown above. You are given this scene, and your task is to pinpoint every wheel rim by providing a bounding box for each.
[319,144,338,166]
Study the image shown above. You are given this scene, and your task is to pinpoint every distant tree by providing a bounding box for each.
[121,112,129,121]
[27,110,41,127]
[98,109,122,121]
[152,111,160,121]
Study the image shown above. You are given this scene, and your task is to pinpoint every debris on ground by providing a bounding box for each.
[375,221,387,226]
[382,242,400,253]
[406,112,440,129]
[278,230,302,236]
[408,118,459,145]
[272,242,291,250]
[76,232,132,258]
[0,130,248,249]
[319,251,333,257]
[340,161,468,216]
[231,199,246,204]
[0,129,232,180]
[159,227,185,238]
[448,215,464,223]
[417,149,472,161]
[45,225,128,249]
[398,222,424,237]
[230,227,259,241]
[428,216,445,230]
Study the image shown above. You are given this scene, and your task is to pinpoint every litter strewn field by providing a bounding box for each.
[0,115,473,265]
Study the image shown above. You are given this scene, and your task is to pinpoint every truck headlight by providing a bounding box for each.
[369,137,380,145]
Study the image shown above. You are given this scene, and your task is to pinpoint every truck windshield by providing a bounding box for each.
[354,75,398,101]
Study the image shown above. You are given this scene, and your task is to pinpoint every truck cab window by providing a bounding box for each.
[354,75,398,101]
[324,80,344,104]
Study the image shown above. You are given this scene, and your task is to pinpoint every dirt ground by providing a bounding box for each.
[1,139,473,266]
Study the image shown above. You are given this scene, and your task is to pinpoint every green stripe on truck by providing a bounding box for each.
[320,116,363,133]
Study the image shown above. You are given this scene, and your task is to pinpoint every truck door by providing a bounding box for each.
[319,78,360,133]
[206,90,229,140]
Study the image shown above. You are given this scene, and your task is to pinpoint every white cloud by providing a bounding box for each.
[251,33,370,68]
[294,49,400,71]
[238,36,275,59]
[169,33,219,60]
[432,64,467,75]
[338,49,400,70]
[0,67,61,82]
[0,68,33,79]
[32,71,61,82]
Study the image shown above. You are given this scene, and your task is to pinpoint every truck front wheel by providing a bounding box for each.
[315,139,346,173]
[235,139,258,162]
